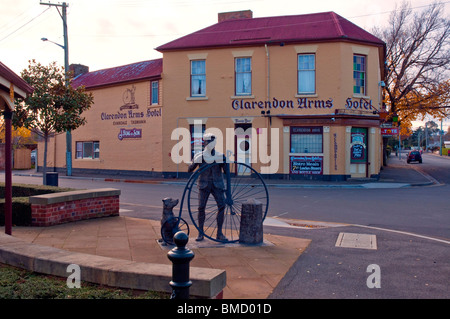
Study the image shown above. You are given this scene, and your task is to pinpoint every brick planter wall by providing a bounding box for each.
[29,188,120,227]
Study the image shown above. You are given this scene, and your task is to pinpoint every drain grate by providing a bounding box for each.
[335,232,377,250]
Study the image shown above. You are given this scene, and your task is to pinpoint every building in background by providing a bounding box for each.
[157,10,386,180]
[38,10,386,180]
[36,59,163,177]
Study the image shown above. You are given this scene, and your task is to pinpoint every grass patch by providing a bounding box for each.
[0,263,168,299]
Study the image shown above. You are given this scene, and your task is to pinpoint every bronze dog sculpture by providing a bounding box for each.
[159,197,179,244]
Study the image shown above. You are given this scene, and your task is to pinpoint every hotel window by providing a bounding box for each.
[76,141,100,159]
[290,127,323,153]
[191,60,206,97]
[235,57,252,96]
[298,54,315,94]
[353,55,366,95]
[151,81,159,105]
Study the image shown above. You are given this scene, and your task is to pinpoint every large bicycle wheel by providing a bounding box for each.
[187,162,269,243]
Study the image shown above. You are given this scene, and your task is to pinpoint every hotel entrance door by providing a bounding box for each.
[350,127,368,178]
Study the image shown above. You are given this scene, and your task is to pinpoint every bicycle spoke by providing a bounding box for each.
[188,162,268,243]
[232,185,265,202]
[226,205,241,241]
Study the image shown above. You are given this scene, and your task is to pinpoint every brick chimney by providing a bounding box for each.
[218,10,253,23]
[69,64,89,77]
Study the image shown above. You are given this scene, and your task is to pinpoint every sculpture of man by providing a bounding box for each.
[188,133,228,242]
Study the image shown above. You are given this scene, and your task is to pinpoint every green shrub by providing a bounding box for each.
[0,183,75,226]
[0,197,32,226]
[0,182,74,199]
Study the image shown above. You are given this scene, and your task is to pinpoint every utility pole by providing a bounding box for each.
[40,2,72,176]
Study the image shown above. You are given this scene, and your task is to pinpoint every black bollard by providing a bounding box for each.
[167,231,195,299]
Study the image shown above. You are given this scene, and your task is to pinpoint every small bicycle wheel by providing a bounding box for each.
[187,162,269,243]
[161,217,190,245]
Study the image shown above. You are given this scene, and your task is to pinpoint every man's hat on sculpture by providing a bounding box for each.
[203,133,215,141]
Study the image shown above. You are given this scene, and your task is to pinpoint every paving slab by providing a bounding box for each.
[335,232,377,250]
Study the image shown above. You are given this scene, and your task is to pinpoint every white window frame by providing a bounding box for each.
[297,54,316,95]
[190,60,206,97]
[151,81,159,105]
[76,141,99,159]
[235,57,252,96]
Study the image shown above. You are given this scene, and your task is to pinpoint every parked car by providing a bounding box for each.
[407,150,422,164]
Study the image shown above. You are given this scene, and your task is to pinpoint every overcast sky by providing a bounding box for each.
[1,0,448,129]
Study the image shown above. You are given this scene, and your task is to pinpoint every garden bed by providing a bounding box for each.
[0,183,75,226]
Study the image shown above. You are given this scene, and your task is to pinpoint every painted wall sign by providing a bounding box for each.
[101,107,161,125]
[118,128,142,140]
[345,98,374,111]
[146,108,162,117]
[291,126,322,134]
[100,85,161,126]
[231,97,375,112]
[333,133,338,171]
[231,97,334,110]
[290,156,323,175]
[121,85,139,110]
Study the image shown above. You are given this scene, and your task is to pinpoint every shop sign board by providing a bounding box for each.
[380,127,399,136]
[290,156,323,175]
[118,128,142,140]
[231,97,375,112]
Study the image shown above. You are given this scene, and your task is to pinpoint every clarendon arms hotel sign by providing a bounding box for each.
[99,85,162,141]
[231,97,376,111]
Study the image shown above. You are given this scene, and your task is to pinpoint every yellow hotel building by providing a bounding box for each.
[38,10,386,181]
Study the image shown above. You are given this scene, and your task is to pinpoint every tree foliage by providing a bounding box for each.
[13,60,93,137]
[374,1,450,128]
[0,120,36,148]
[12,60,93,183]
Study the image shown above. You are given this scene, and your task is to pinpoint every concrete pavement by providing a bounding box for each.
[0,155,440,299]
[5,216,311,298]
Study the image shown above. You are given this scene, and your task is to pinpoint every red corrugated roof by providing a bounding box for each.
[72,59,162,89]
[157,11,384,51]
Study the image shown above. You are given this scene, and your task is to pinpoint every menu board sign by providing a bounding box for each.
[290,156,323,175]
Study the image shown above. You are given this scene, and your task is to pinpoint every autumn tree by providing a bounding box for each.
[0,120,36,149]
[13,60,93,184]
[373,1,450,130]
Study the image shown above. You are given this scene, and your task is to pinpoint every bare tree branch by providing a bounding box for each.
[374,1,450,126]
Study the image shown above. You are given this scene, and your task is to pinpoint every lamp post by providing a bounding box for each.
[40,1,72,176]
